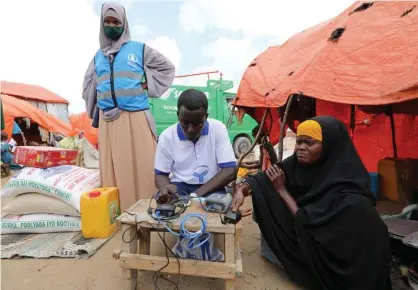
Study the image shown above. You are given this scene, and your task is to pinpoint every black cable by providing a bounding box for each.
[122,213,181,290]
[122,193,231,289]
[153,222,181,290]
[121,223,138,244]
[219,212,227,225]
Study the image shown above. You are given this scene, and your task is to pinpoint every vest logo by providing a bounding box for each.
[127,53,139,68]
[191,165,209,183]
[128,53,138,63]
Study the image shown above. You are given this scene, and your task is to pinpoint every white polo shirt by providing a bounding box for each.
[154,118,236,185]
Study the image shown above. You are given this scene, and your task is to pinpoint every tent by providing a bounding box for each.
[1,94,73,140]
[233,1,418,172]
[1,81,70,123]
[69,112,98,147]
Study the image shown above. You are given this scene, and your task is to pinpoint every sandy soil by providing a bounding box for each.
[0,197,301,290]
[0,137,302,290]
[0,137,403,290]
[0,199,402,290]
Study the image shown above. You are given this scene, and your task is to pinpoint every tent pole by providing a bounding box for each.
[232,108,268,193]
[278,94,296,162]
[389,107,398,158]
[226,104,236,128]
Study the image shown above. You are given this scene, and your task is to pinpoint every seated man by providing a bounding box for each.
[154,88,236,202]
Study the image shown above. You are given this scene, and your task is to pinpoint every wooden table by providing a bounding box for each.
[113,199,243,290]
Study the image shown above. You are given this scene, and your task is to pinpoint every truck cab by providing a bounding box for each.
[148,78,257,157]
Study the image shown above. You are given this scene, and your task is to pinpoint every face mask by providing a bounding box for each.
[104,26,124,41]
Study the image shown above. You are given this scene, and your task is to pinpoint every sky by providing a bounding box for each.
[0,0,356,113]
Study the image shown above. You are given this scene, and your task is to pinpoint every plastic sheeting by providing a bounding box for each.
[69,112,98,147]
[233,1,418,172]
[1,94,73,140]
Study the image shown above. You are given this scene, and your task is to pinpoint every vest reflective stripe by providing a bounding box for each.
[94,41,148,111]
[97,71,144,83]
[97,87,145,99]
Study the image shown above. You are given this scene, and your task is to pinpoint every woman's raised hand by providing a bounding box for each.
[266,164,286,192]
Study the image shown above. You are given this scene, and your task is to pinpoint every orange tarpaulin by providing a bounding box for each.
[1,81,69,104]
[235,1,418,108]
[69,112,98,146]
[233,1,418,172]
[1,94,73,139]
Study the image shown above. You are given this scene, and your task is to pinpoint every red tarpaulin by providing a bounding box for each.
[233,1,418,172]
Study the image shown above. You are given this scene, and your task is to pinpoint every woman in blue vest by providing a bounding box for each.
[83,3,175,210]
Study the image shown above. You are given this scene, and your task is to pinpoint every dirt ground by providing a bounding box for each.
[0,137,404,290]
[0,197,301,290]
[0,137,301,290]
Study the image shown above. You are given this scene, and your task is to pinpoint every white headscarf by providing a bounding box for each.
[99,3,131,56]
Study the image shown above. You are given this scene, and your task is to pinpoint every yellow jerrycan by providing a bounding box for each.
[80,187,120,238]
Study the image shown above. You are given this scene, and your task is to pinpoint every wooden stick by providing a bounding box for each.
[119,253,236,279]
[226,104,236,128]
[236,108,268,168]
[232,108,268,194]
[278,94,296,162]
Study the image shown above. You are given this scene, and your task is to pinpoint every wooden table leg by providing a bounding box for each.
[224,233,236,290]
[138,227,150,255]
[121,223,138,290]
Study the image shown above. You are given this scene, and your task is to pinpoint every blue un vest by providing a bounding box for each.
[94,41,149,111]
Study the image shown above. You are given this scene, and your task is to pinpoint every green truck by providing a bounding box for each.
[148,78,257,157]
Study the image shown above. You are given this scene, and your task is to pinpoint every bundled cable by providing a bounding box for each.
[154,212,210,250]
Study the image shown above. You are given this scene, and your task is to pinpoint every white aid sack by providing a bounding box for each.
[2,193,80,217]
[1,214,81,234]
[1,166,100,211]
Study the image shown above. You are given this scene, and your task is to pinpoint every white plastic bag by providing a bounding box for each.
[79,138,99,169]
[1,166,100,211]
[1,213,81,234]
[172,235,224,262]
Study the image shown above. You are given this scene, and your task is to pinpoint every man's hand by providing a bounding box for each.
[157,184,177,204]
[195,167,235,197]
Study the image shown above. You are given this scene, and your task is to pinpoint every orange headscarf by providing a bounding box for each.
[296,120,323,141]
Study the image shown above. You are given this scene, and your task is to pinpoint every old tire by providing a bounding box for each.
[233,136,252,158]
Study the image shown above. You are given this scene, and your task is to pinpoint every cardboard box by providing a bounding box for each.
[378,158,418,206]
[13,146,78,168]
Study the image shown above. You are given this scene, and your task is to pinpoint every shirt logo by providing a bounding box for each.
[191,165,209,183]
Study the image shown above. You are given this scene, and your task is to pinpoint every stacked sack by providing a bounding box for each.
[1,146,100,234]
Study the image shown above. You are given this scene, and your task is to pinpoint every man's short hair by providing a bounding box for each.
[177,89,208,112]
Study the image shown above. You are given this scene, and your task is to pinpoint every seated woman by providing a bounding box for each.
[231,116,392,290]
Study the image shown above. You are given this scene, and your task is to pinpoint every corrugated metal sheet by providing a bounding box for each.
[37,102,47,112]
[55,103,70,123]
[27,100,38,109]
[4,92,70,124]
[46,103,69,123]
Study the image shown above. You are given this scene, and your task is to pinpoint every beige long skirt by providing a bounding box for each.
[99,110,157,211]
